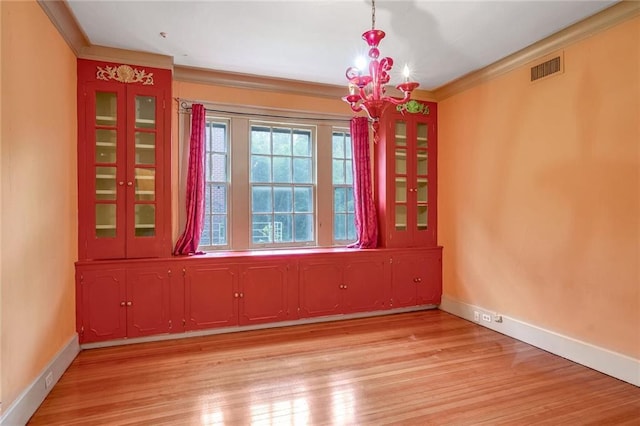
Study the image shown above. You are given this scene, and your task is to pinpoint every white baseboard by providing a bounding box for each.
[0,334,80,426]
[439,296,640,387]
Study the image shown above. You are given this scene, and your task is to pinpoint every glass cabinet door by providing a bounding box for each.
[132,95,157,238]
[415,122,429,232]
[393,120,408,231]
[94,91,119,239]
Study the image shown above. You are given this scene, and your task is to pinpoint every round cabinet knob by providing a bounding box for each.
[118,181,125,186]
[416,278,422,283]
[234,292,239,298]
[120,301,126,307]
[126,301,132,306]
[239,293,244,298]
[127,181,133,186]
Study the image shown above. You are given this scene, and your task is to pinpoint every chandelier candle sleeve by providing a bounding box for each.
[342,0,419,126]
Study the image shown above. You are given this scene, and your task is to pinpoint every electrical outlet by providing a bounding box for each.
[482,313,492,322]
[45,371,53,389]
[494,313,503,323]
[473,311,480,322]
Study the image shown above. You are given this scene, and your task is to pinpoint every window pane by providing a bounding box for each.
[333,159,345,185]
[334,187,346,213]
[95,166,116,201]
[251,127,271,154]
[213,215,227,245]
[135,132,155,165]
[96,129,117,163]
[212,185,227,213]
[334,213,346,241]
[345,135,352,159]
[201,218,211,246]
[251,155,271,182]
[346,187,354,213]
[272,157,292,183]
[96,92,117,126]
[294,214,313,242]
[345,161,353,185]
[332,133,345,159]
[135,168,155,201]
[135,96,155,129]
[347,213,356,239]
[210,153,227,181]
[274,214,293,243]
[209,123,227,152]
[95,204,116,238]
[274,187,293,212]
[252,214,273,243]
[273,129,292,155]
[293,158,312,183]
[293,131,311,156]
[294,187,312,213]
[135,204,155,236]
[252,186,272,213]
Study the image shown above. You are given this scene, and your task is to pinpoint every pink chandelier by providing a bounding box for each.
[342,0,419,137]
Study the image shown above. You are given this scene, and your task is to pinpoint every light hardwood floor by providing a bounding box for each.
[29,310,640,425]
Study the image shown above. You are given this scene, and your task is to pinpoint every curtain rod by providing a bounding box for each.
[178,100,352,123]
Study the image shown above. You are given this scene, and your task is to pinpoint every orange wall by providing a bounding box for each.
[438,17,639,358]
[1,0,77,412]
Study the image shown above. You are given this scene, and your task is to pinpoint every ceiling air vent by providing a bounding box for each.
[530,53,563,82]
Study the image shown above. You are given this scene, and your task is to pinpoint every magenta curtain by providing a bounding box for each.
[174,104,206,255]
[348,117,379,249]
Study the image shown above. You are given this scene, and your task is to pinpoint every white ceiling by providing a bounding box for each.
[66,0,617,90]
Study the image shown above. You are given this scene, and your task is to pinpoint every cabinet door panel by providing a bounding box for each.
[82,82,127,260]
[416,251,442,305]
[239,262,293,326]
[343,258,386,313]
[298,261,342,318]
[184,265,238,330]
[125,85,167,258]
[390,256,418,308]
[126,267,171,337]
[79,269,127,343]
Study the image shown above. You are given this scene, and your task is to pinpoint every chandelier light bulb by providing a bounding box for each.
[403,64,411,82]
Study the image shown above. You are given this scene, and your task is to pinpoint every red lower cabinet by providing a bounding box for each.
[77,264,178,343]
[299,254,388,318]
[183,259,297,331]
[78,268,127,343]
[76,248,441,344]
[390,248,442,308]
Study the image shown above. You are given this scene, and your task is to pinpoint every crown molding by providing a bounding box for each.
[174,66,347,99]
[37,0,88,56]
[434,1,640,101]
[174,66,436,101]
[78,45,174,70]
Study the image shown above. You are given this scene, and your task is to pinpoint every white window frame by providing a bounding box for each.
[179,102,352,251]
[249,121,317,248]
[331,128,356,245]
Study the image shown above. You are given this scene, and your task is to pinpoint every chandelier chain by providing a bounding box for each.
[371,0,376,30]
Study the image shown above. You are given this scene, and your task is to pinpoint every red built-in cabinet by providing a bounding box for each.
[298,254,388,318]
[77,59,172,260]
[76,264,180,343]
[376,100,438,248]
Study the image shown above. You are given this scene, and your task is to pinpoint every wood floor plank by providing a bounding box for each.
[28,310,640,425]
